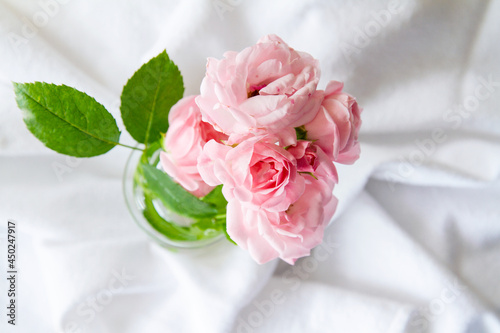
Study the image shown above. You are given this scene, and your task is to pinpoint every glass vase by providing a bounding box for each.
[122,144,226,249]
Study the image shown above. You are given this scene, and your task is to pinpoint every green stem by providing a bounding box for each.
[116,142,144,151]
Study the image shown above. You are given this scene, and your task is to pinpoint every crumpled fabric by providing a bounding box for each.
[0,1,499,332]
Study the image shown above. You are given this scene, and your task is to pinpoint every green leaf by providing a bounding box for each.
[295,126,307,141]
[141,163,218,218]
[201,185,227,213]
[120,50,184,144]
[144,193,224,241]
[13,82,120,157]
[201,186,235,244]
[143,193,198,241]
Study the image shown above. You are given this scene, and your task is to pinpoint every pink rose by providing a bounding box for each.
[304,81,362,164]
[198,137,338,264]
[160,95,227,197]
[227,174,337,264]
[287,140,338,183]
[196,34,322,142]
[197,136,305,212]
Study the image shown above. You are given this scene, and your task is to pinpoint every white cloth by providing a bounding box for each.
[1,0,499,332]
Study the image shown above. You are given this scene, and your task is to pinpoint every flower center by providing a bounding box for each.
[252,160,280,190]
[247,84,267,98]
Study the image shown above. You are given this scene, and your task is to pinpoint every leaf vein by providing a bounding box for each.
[20,87,117,147]
[144,60,165,146]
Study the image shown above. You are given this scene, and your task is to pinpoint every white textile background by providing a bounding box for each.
[0,0,499,332]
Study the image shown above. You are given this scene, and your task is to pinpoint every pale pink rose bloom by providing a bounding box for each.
[287,140,338,183]
[160,95,227,198]
[227,174,337,264]
[196,34,322,143]
[305,81,362,164]
[197,136,305,212]
[198,137,338,264]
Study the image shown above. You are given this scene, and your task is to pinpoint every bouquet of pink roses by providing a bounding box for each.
[160,35,361,264]
[14,34,361,265]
